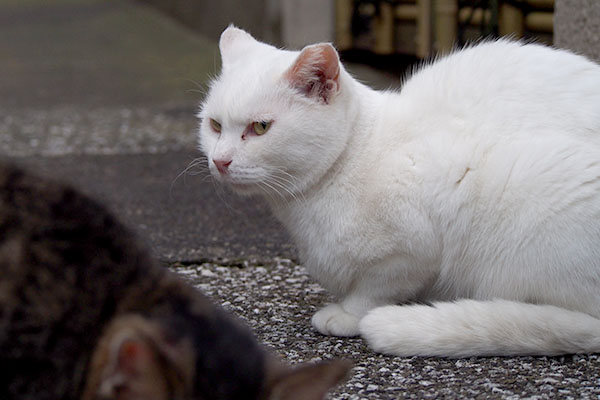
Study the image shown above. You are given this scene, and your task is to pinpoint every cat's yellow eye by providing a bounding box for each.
[209,118,222,133]
[252,121,272,135]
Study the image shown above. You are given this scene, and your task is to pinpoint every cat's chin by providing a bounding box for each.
[223,180,262,196]
[216,174,270,197]
[227,184,257,196]
[226,180,295,201]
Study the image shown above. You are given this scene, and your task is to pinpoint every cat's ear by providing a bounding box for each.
[219,25,258,65]
[285,43,341,104]
[82,315,195,400]
[265,359,352,400]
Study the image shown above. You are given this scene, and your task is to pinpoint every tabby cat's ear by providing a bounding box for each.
[82,315,195,400]
[265,359,352,400]
[285,43,341,104]
[219,25,258,65]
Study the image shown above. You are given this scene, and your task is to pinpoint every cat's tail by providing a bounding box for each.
[359,299,600,357]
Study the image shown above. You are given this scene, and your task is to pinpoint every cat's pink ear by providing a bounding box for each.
[88,336,171,400]
[285,43,341,104]
[219,25,258,65]
[115,338,156,378]
[82,316,195,400]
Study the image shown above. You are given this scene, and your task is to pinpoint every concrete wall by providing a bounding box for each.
[139,0,282,44]
[280,0,334,49]
[137,0,334,49]
[554,0,600,62]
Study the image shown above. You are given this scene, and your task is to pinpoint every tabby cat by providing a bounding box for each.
[0,162,349,399]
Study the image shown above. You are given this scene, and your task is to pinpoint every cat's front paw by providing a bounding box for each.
[311,304,360,337]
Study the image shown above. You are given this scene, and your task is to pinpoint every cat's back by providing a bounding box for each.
[396,40,600,142]
[378,43,600,304]
[0,162,154,299]
[0,163,158,399]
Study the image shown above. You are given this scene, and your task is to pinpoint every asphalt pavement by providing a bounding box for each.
[1,0,599,398]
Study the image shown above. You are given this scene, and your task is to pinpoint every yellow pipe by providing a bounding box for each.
[374,2,395,54]
[416,0,432,58]
[458,7,491,25]
[435,0,458,54]
[525,0,555,8]
[525,12,554,33]
[396,4,418,21]
[499,2,524,37]
[335,0,353,51]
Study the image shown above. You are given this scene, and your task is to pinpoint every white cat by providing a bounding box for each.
[198,26,600,357]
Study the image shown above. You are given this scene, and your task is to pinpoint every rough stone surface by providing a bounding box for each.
[1,106,198,156]
[554,0,600,62]
[176,259,600,399]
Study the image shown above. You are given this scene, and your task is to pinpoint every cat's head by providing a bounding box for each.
[198,26,354,200]
[82,314,351,400]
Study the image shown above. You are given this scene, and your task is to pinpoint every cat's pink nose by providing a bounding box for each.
[213,159,232,174]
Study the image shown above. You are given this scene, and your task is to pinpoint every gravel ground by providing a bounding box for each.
[173,259,600,399]
[0,106,198,156]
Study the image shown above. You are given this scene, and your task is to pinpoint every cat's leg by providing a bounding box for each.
[311,256,435,337]
[311,296,378,337]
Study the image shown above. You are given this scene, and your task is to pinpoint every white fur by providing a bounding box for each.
[199,27,600,357]
[360,300,600,357]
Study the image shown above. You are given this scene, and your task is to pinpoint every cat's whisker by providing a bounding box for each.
[175,156,209,179]
[177,156,240,214]
[186,169,209,176]
[263,167,306,204]
[274,174,306,203]
[265,176,299,204]
[262,177,285,199]
[184,78,209,97]
[171,157,208,198]
[257,181,281,205]
[211,177,239,215]
[169,157,215,204]
[259,174,293,204]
